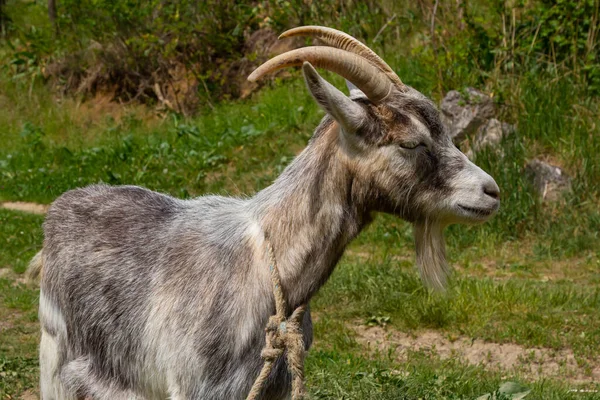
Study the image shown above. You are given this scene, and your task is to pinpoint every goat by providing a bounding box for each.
[30,26,500,399]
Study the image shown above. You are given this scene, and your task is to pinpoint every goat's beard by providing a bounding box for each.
[414,220,450,291]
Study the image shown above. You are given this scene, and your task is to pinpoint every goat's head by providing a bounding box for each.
[249,26,500,290]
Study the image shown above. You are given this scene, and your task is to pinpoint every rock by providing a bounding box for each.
[440,88,495,143]
[524,160,572,201]
[473,118,515,149]
[466,118,515,159]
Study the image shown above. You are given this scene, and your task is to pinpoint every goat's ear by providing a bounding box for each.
[345,80,367,99]
[302,62,367,134]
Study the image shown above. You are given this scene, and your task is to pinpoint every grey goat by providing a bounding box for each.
[29,26,500,400]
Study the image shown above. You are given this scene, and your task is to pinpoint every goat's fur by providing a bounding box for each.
[32,60,499,399]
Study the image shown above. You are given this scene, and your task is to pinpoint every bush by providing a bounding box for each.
[0,0,406,113]
[0,0,598,109]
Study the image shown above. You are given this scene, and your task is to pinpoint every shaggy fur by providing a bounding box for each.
[32,65,499,399]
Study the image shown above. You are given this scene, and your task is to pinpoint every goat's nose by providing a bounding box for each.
[483,180,500,200]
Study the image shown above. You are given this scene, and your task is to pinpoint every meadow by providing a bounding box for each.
[1,0,599,399]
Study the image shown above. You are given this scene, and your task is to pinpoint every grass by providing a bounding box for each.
[0,263,40,398]
[316,251,600,356]
[0,76,321,203]
[0,209,44,274]
[306,349,593,399]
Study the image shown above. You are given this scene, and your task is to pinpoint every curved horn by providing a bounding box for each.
[279,25,404,88]
[248,46,393,103]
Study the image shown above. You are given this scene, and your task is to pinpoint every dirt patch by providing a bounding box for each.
[353,324,600,383]
[0,202,49,215]
[74,92,159,127]
[19,389,38,400]
[0,268,29,286]
[0,316,14,332]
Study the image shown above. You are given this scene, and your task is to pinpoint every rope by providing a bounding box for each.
[245,240,307,400]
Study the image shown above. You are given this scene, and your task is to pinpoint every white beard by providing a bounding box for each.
[414,220,451,290]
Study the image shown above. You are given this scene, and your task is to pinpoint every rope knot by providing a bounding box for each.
[260,348,284,360]
[245,240,308,400]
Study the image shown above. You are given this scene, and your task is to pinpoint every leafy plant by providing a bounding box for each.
[19,122,44,149]
[476,381,531,400]
[365,315,392,328]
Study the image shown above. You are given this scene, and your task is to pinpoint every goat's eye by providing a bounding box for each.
[400,141,425,150]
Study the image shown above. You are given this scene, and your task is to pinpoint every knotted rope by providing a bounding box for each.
[245,240,307,400]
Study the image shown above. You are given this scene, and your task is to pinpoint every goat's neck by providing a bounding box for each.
[252,120,371,309]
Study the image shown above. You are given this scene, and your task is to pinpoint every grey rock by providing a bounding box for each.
[441,88,495,143]
[466,118,515,159]
[524,160,572,201]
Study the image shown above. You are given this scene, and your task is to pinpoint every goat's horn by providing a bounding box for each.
[248,47,393,103]
[279,25,404,88]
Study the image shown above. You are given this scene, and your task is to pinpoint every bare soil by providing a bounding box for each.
[19,389,38,400]
[353,324,600,383]
[0,267,28,285]
[0,202,49,215]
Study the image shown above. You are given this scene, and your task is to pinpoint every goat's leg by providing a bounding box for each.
[39,290,74,400]
[39,291,145,399]
[40,329,74,400]
[167,376,186,400]
[60,357,147,400]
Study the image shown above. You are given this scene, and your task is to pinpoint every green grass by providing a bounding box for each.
[0,273,40,398]
[0,278,39,399]
[0,209,43,398]
[0,209,44,274]
[0,77,321,203]
[315,251,600,357]
[306,348,598,400]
